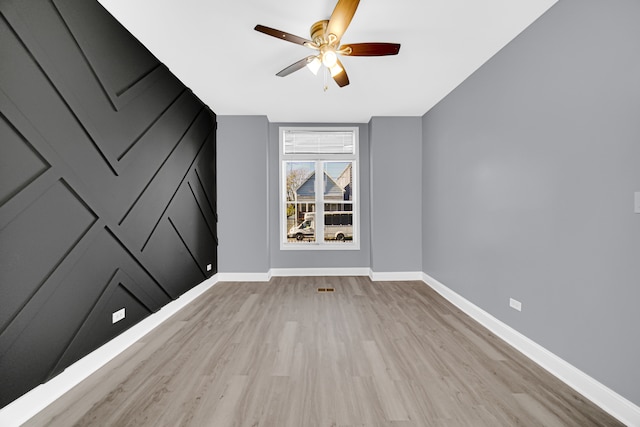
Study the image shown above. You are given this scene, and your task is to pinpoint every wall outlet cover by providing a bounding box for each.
[509,298,522,312]
[112,308,126,324]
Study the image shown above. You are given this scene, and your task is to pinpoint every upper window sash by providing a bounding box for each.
[283,129,355,155]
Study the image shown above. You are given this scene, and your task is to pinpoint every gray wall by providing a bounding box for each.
[422,0,640,406]
[220,118,427,273]
[217,116,270,273]
[268,122,371,269]
[370,117,423,273]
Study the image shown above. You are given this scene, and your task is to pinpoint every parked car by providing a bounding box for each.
[288,211,353,241]
[288,219,315,240]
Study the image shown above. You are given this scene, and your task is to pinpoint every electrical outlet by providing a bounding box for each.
[112,308,125,324]
[509,298,522,312]
[207,263,212,272]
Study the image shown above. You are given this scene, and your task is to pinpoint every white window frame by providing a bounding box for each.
[279,126,360,250]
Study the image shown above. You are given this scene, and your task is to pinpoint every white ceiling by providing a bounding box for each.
[98,0,557,123]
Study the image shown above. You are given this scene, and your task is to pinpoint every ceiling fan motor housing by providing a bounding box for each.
[310,20,330,44]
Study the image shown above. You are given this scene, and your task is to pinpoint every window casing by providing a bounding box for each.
[280,127,359,250]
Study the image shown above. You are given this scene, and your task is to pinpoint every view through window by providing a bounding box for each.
[280,128,358,249]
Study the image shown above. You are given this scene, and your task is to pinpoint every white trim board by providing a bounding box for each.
[220,268,420,281]
[369,270,423,282]
[273,268,424,280]
[421,272,640,427]
[217,272,271,282]
[217,268,372,282]
[0,274,221,427]
[271,267,370,277]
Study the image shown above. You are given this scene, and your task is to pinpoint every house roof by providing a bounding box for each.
[295,171,344,199]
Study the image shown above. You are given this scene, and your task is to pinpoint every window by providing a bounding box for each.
[280,127,359,250]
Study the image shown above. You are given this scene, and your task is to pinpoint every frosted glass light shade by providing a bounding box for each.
[330,63,343,77]
[306,57,322,75]
[322,50,338,68]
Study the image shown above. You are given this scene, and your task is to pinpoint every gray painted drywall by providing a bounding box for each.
[217,116,270,273]
[218,117,425,273]
[269,122,371,269]
[422,0,640,405]
[370,117,423,273]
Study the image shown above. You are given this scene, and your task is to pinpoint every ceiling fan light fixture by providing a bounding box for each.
[330,63,343,77]
[321,49,338,68]
[306,56,322,75]
[255,0,401,89]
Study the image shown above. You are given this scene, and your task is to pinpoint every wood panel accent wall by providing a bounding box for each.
[0,0,217,407]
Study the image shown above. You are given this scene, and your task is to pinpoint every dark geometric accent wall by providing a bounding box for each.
[0,0,217,407]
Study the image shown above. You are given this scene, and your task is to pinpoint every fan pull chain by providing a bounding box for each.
[323,67,329,92]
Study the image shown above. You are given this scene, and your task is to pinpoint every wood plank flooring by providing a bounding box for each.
[24,277,623,426]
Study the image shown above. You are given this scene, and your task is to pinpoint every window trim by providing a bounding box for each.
[279,126,360,251]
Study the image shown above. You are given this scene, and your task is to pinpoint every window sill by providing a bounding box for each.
[280,242,361,251]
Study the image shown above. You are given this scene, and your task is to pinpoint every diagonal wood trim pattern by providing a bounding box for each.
[0,0,217,407]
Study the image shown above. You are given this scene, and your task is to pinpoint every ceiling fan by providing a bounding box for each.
[254,0,400,88]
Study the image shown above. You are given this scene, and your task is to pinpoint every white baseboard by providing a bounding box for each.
[220,269,425,282]
[369,270,423,281]
[217,272,272,282]
[421,272,640,427]
[270,267,370,277]
[0,274,220,427]
[218,269,423,281]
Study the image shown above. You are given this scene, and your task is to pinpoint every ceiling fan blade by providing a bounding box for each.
[332,59,350,87]
[255,25,314,47]
[276,56,316,77]
[341,43,401,56]
[326,0,360,42]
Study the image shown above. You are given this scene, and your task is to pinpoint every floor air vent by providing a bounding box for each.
[317,287,335,293]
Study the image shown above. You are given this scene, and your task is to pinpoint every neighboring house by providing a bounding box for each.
[336,163,352,202]
[293,171,344,222]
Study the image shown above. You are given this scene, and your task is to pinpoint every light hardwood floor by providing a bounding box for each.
[24,277,623,426]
